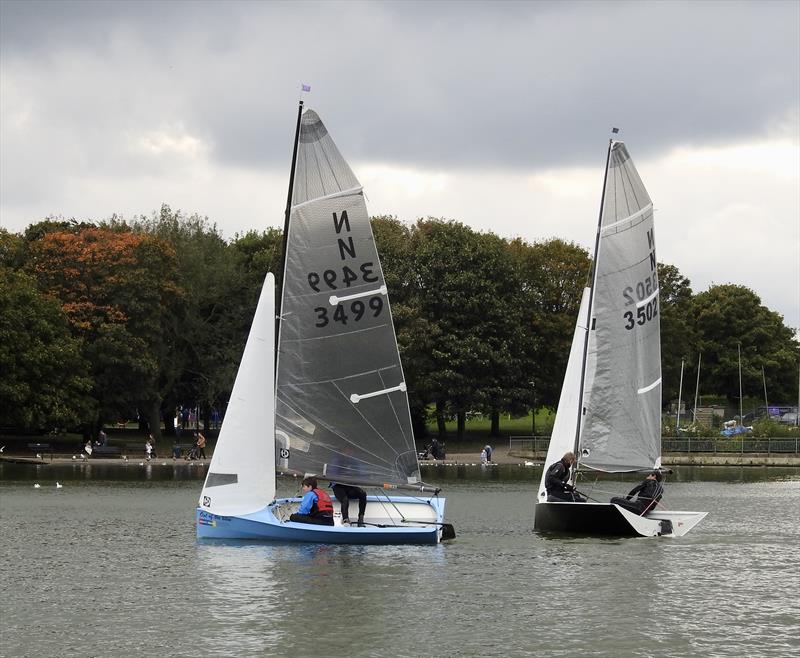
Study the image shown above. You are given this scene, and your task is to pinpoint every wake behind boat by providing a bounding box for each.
[196,103,452,545]
[533,137,706,538]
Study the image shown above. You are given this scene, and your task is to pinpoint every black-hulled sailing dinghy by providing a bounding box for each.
[533,139,706,537]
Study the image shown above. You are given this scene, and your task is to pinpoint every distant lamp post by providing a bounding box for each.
[530,380,536,437]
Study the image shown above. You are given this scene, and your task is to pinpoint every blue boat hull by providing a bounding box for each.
[197,495,446,545]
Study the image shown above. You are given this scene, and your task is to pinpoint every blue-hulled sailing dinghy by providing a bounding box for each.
[197,105,451,545]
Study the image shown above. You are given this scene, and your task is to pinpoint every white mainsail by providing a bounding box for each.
[199,273,277,516]
[579,142,662,473]
[275,109,420,487]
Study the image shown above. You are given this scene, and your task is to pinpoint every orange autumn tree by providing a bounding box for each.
[26,227,182,434]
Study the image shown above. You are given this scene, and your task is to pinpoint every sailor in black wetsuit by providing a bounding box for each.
[610,471,664,515]
[544,451,586,502]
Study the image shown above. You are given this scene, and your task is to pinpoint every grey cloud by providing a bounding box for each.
[2,0,797,175]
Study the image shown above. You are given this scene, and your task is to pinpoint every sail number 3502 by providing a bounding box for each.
[315,297,384,328]
[623,298,658,330]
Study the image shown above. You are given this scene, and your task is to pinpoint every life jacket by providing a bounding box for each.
[312,488,333,515]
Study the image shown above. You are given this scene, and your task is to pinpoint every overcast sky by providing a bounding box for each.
[1,0,798,329]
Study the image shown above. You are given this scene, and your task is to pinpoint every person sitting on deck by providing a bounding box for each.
[289,477,334,526]
[331,482,367,527]
[610,471,664,515]
[544,451,586,502]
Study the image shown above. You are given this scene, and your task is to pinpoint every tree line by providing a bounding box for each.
[1,205,797,439]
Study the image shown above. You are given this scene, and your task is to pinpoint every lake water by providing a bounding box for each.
[1,463,798,658]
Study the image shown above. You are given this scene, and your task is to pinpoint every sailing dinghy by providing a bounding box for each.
[197,103,451,545]
[533,139,706,537]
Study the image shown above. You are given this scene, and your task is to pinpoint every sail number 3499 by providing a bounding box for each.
[315,297,384,328]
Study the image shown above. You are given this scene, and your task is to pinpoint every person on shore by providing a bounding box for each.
[610,471,664,515]
[289,477,334,526]
[331,482,367,527]
[195,432,207,460]
[172,441,181,460]
[544,451,586,502]
[145,434,157,461]
[484,445,493,463]
[98,430,107,446]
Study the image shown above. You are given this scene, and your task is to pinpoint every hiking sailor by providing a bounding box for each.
[610,471,664,515]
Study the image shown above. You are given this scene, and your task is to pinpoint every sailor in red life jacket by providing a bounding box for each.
[289,476,334,526]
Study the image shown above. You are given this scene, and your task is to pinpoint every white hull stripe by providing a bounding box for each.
[350,382,407,404]
[330,285,387,305]
[291,185,363,212]
[637,377,662,395]
[601,203,654,234]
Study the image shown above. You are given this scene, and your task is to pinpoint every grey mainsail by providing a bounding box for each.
[275,109,420,487]
[579,142,662,473]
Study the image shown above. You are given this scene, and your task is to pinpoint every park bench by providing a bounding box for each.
[27,442,52,455]
[91,445,122,457]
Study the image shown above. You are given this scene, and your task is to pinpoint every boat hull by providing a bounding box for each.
[197,495,448,545]
[534,501,706,537]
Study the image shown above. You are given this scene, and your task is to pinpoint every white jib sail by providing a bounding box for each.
[538,287,590,500]
[198,273,276,515]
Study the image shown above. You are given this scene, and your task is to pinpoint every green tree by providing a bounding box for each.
[408,219,529,438]
[691,284,799,408]
[510,238,590,413]
[128,205,277,434]
[0,267,94,428]
[25,225,181,434]
[658,263,697,405]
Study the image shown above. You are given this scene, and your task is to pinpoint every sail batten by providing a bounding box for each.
[292,185,363,212]
[276,108,420,487]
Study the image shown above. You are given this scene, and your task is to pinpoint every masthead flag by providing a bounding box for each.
[301,84,311,92]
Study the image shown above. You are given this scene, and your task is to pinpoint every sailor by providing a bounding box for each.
[544,451,586,502]
[289,476,334,525]
[331,482,367,527]
[610,471,664,515]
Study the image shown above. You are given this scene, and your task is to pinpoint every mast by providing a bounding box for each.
[738,342,743,424]
[571,136,614,476]
[676,358,685,431]
[692,352,702,423]
[276,100,304,364]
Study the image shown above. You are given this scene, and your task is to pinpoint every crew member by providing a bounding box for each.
[544,451,586,502]
[610,471,664,515]
[289,476,334,525]
[331,482,367,527]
